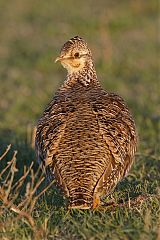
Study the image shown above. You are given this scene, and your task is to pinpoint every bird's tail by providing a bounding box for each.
[68,188,93,209]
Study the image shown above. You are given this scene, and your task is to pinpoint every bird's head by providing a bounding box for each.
[55,36,92,74]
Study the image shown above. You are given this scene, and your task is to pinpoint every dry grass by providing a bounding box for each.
[0,144,56,239]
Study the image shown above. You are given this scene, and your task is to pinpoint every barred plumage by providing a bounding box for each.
[35,36,137,209]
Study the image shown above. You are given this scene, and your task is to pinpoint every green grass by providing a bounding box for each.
[0,0,159,239]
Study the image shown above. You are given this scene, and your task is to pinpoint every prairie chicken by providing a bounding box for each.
[35,36,137,209]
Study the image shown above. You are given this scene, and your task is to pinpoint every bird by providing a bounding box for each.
[35,36,137,209]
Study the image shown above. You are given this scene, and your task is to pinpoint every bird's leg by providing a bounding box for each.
[92,195,100,209]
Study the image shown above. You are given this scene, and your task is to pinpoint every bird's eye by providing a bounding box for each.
[74,52,80,58]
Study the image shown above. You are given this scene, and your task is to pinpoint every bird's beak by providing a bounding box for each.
[54,56,62,63]
[54,56,72,63]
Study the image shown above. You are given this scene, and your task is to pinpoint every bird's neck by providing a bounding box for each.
[62,62,100,90]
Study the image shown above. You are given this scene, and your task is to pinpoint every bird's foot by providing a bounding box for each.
[92,196,101,209]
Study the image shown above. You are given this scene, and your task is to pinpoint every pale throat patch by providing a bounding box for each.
[61,57,86,74]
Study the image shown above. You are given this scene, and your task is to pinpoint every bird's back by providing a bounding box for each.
[36,83,137,209]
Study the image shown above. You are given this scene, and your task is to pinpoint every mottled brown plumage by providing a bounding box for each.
[35,36,137,209]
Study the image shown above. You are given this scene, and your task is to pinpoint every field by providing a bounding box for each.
[0,0,159,239]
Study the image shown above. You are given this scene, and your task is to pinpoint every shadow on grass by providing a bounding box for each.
[0,127,159,211]
[0,128,159,240]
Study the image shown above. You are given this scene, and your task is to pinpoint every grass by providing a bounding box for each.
[0,0,159,239]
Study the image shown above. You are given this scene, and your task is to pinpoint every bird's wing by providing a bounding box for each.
[35,96,74,193]
[90,92,137,194]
